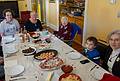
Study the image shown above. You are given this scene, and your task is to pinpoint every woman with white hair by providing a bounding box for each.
[54,16,72,42]
[102,30,120,77]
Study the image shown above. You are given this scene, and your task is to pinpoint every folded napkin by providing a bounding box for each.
[99,73,120,81]
[90,66,110,80]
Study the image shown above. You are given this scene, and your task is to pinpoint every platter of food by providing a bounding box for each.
[39,56,64,70]
[22,47,36,56]
[34,49,58,60]
[59,73,82,81]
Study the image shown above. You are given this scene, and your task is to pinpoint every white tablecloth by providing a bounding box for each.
[3,34,109,81]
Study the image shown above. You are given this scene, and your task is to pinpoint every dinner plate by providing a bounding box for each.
[4,43,18,54]
[38,43,51,50]
[67,52,82,60]
[3,35,16,44]
[8,65,24,76]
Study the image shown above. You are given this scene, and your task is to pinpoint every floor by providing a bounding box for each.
[72,41,83,52]
[43,25,83,53]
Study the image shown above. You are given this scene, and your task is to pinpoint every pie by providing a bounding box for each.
[34,49,57,60]
[35,52,55,60]
[39,57,64,70]
[59,73,82,81]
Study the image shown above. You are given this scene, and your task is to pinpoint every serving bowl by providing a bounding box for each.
[59,73,82,81]
[29,32,40,39]
[61,65,73,73]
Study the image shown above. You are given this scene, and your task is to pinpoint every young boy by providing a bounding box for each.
[83,36,100,64]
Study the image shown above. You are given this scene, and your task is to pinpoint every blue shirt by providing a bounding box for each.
[84,48,100,64]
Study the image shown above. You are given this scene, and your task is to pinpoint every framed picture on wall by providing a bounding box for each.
[49,0,56,3]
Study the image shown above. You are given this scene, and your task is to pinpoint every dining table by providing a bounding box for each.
[2,32,110,81]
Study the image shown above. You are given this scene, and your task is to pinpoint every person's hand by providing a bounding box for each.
[0,56,4,64]
[99,59,104,66]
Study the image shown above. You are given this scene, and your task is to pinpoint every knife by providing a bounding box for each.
[90,65,97,71]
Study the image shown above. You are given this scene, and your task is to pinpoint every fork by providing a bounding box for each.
[9,77,26,81]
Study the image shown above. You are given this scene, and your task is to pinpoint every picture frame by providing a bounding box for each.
[49,0,56,3]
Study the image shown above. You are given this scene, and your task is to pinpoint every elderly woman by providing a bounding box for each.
[0,9,20,36]
[24,11,43,32]
[54,16,72,41]
[102,30,120,77]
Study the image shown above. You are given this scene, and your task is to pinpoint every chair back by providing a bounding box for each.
[70,23,82,40]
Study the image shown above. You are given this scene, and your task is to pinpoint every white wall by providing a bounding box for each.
[83,0,120,45]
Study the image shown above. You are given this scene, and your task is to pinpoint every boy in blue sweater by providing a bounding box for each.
[84,36,100,64]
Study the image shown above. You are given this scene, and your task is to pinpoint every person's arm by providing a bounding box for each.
[67,23,72,35]
[53,25,61,36]
[37,19,43,31]
[0,56,3,64]
[0,22,4,36]
[15,19,20,33]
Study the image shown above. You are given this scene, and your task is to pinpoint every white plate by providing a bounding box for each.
[38,43,51,50]
[67,52,82,60]
[4,43,18,54]
[8,65,24,76]
[3,35,16,44]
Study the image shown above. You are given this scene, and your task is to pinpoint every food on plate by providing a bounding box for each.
[59,74,81,81]
[34,49,57,60]
[39,57,64,70]
[39,43,47,47]
[33,39,42,44]
[35,52,55,60]
[61,75,80,81]
[22,47,35,53]
[61,65,73,73]
[29,32,39,39]
[45,38,51,43]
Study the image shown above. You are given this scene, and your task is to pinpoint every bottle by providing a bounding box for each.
[26,33,30,42]
[21,26,27,43]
